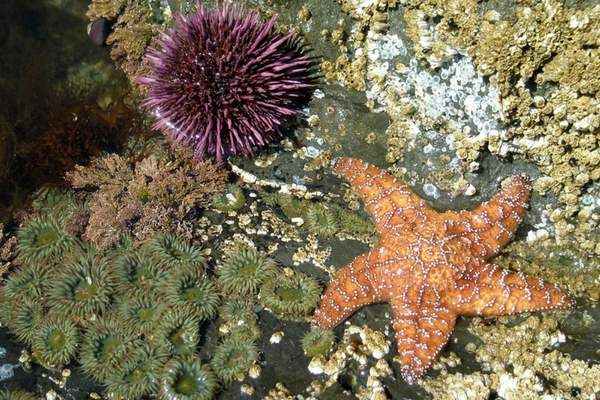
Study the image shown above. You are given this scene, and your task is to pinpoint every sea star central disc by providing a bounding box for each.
[312,157,573,383]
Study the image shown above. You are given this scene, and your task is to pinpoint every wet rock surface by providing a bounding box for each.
[1,0,599,399]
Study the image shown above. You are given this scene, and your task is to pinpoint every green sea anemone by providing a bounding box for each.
[259,270,321,320]
[303,203,338,238]
[79,314,139,382]
[155,307,200,356]
[212,184,246,212]
[219,298,257,324]
[219,298,260,341]
[32,318,79,367]
[0,290,14,326]
[113,250,166,296]
[0,389,39,400]
[210,336,258,385]
[162,268,220,320]
[31,187,77,219]
[301,329,336,357]
[159,357,217,400]
[227,322,261,343]
[2,263,52,302]
[274,194,308,219]
[337,209,375,236]
[217,245,277,296]
[105,343,170,400]
[147,234,205,271]
[16,216,76,263]
[118,294,166,336]
[7,299,44,346]
[48,251,115,321]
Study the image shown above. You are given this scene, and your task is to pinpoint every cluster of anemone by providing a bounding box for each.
[214,245,269,381]
[2,187,331,398]
[31,187,79,220]
[0,210,226,398]
[263,193,375,238]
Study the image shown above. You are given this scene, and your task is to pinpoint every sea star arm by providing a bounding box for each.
[312,252,383,329]
[332,157,433,233]
[391,298,457,384]
[458,175,531,258]
[447,263,574,316]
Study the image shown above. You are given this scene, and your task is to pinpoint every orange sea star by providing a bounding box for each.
[312,157,574,384]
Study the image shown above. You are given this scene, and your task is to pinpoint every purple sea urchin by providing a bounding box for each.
[139,1,316,162]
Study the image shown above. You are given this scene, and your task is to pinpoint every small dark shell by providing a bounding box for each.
[87,18,111,46]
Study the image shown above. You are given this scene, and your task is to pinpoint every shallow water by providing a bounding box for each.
[1,0,598,399]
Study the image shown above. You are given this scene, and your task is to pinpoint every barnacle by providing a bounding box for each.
[155,307,200,356]
[212,184,246,212]
[301,328,336,357]
[217,245,277,296]
[48,250,115,321]
[303,203,338,238]
[147,233,205,270]
[159,356,217,400]
[16,216,76,263]
[162,268,220,320]
[105,343,170,400]
[32,318,79,367]
[210,336,258,385]
[79,314,139,382]
[259,270,321,320]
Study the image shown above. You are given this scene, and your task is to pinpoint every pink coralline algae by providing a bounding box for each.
[139,1,317,162]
